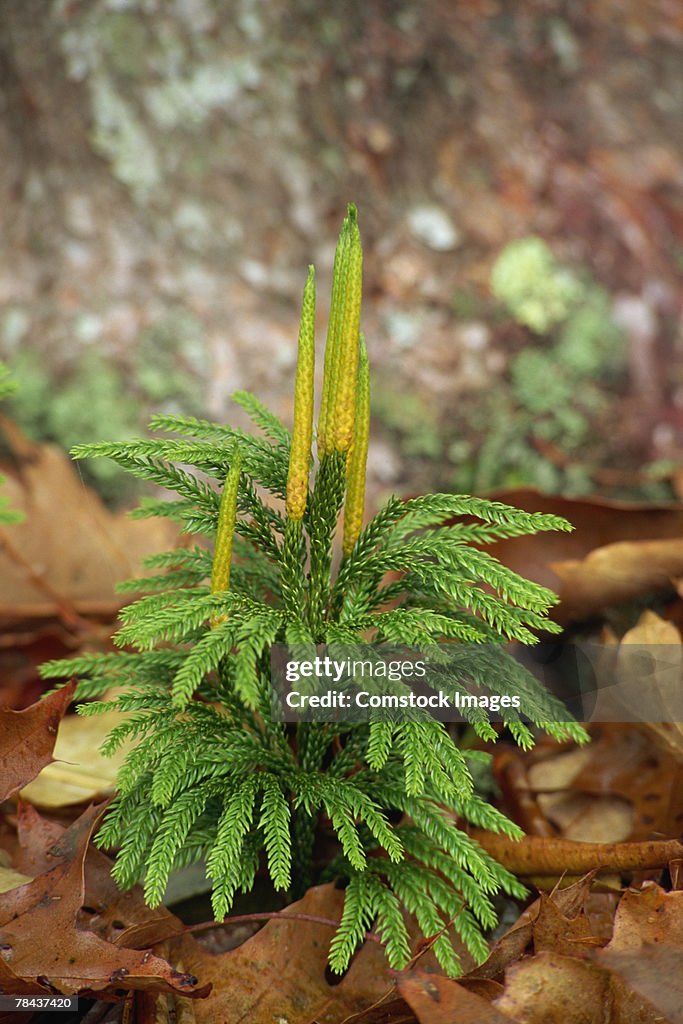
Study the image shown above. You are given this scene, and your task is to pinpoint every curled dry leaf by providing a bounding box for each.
[0,681,76,800]
[528,748,634,843]
[551,539,683,623]
[525,746,633,843]
[499,725,683,846]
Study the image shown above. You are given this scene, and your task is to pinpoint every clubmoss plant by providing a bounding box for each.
[41,207,586,976]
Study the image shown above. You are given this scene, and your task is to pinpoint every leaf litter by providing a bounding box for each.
[1,442,683,1020]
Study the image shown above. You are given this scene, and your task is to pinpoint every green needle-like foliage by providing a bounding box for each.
[41,206,587,977]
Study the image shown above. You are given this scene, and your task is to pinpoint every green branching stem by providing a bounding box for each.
[306,451,346,636]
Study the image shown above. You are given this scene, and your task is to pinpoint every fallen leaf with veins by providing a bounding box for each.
[0,681,76,800]
[0,805,209,999]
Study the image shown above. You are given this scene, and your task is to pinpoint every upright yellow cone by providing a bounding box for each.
[211,451,241,625]
[343,337,370,556]
[317,204,363,456]
[317,229,348,457]
[286,266,316,521]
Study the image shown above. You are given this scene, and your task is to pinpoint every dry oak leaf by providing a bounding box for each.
[0,681,76,800]
[169,883,452,1024]
[531,891,597,958]
[469,873,596,982]
[0,804,209,999]
[12,802,184,951]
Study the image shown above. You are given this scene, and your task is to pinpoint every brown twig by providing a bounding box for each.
[185,910,382,944]
[470,830,683,876]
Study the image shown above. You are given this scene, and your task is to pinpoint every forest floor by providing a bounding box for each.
[1,436,683,1023]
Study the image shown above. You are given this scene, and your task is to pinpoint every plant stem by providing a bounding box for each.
[307,452,346,635]
[185,911,381,944]
[280,517,305,617]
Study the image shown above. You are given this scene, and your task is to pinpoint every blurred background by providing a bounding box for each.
[1,0,682,508]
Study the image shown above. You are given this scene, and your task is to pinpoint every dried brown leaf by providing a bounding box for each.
[479,490,683,623]
[592,884,683,1023]
[169,884,435,1024]
[12,802,183,949]
[532,892,597,957]
[597,944,683,1024]
[493,950,661,1024]
[396,966,513,1023]
[468,873,596,981]
[611,611,683,760]
[0,419,178,622]
[0,682,76,800]
[502,725,683,844]
[551,539,683,623]
[0,805,208,999]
